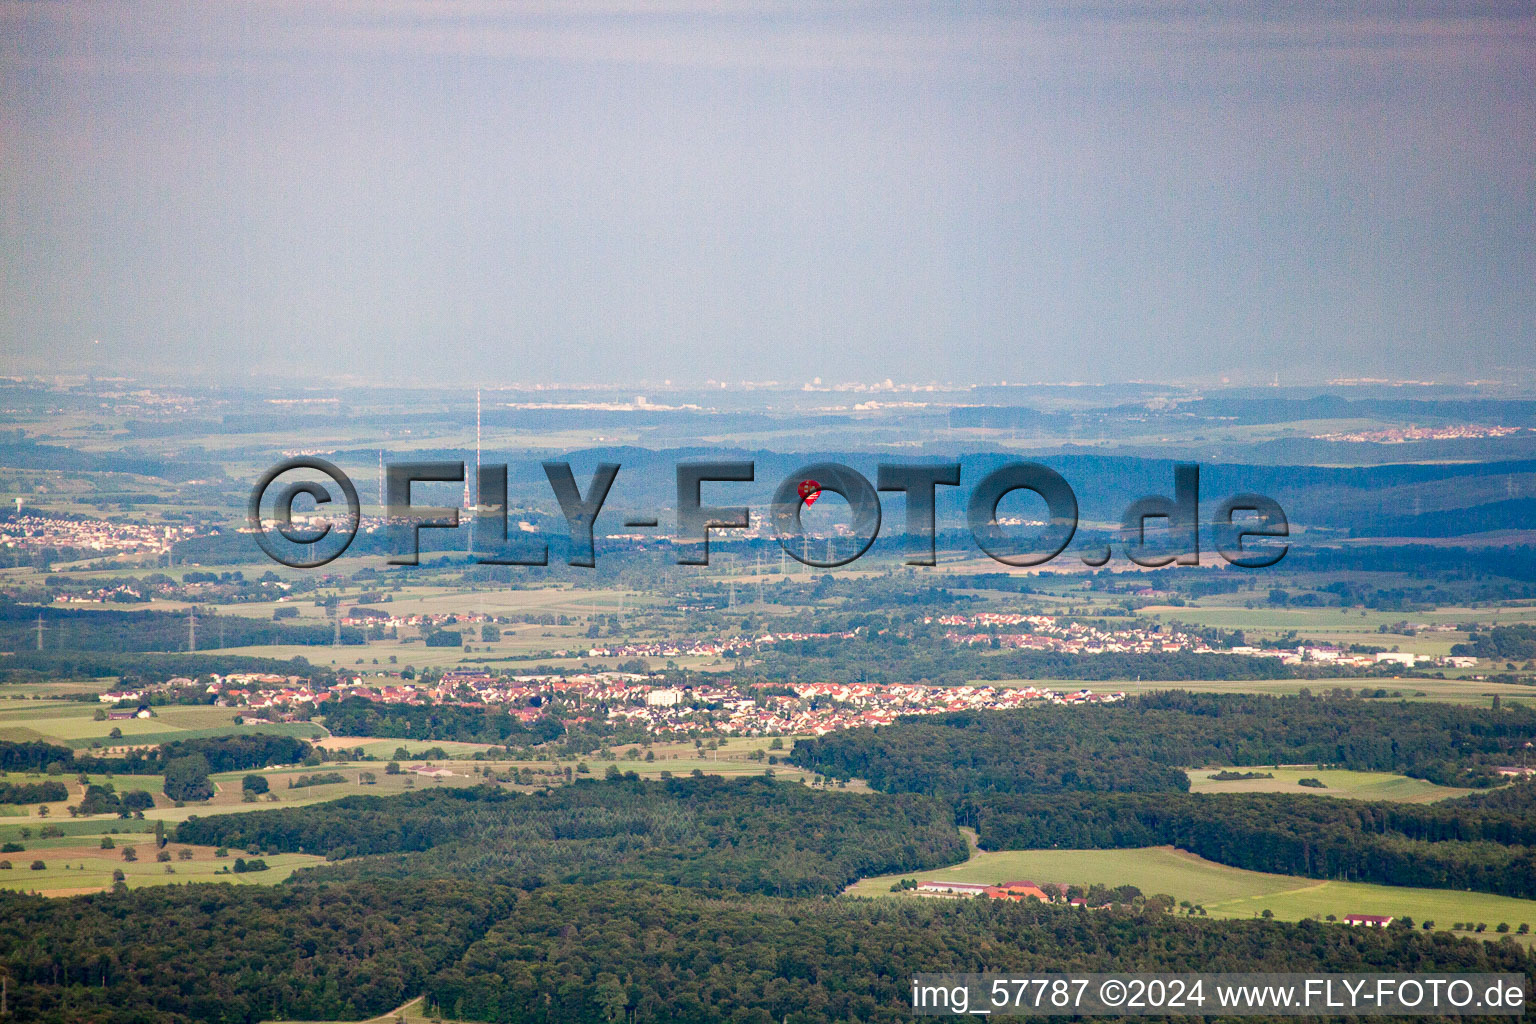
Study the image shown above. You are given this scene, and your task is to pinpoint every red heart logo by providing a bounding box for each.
[797,479,821,506]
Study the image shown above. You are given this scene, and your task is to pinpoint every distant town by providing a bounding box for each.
[101,668,1125,740]
[1,513,195,556]
[932,613,1474,670]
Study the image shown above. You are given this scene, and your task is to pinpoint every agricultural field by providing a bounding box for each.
[0,764,486,826]
[0,834,323,897]
[0,700,159,741]
[850,846,1536,943]
[213,643,589,671]
[0,700,324,749]
[1,739,820,829]
[1186,766,1478,802]
[0,768,166,818]
[0,678,115,699]
[0,817,155,846]
[314,731,813,774]
[314,736,511,759]
[481,733,830,786]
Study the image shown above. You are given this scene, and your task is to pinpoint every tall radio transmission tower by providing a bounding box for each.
[462,389,483,557]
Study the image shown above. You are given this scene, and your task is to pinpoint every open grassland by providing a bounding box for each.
[479,733,836,787]
[1186,766,1478,802]
[0,816,155,845]
[315,736,511,759]
[0,764,484,827]
[0,700,323,748]
[0,678,115,699]
[851,847,1536,943]
[3,751,823,830]
[1141,606,1440,632]
[0,768,166,818]
[0,834,323,896]
[213,643,541,670]
[851,846,1313,904]
[0,715,826,827]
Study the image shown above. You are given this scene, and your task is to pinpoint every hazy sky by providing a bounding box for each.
[2,1,1532,387]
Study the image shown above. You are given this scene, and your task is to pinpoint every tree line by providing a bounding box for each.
[0,878,1529,1024]
[177,775,968,898]
[0,601,363,652]
[963,782,1536,899]
[790,693,1536,794]
[0,779,67,804]
[0,734,313,777]
[0,650,325,686]
[321,696,564,745]
[753,633,1312,686]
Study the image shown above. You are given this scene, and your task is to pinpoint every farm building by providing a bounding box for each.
[916,881,990,897]
[997,880,1052,901]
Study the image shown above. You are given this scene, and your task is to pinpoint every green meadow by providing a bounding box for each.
[0,829,323,896]
[1186,766,1477,802]
[0,700,323,748]
[851,846,1536,942]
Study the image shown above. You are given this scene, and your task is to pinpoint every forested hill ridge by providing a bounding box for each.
[321,694,566,745]
[2,880,1530,1024]
[0,600,364,651]
[0,734,315,775]
[790,692,1536,794]
[176,775,968,897]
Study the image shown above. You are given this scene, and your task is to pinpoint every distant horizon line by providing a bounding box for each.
[4,371,1534,395]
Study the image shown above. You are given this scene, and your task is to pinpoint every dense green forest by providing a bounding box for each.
[790,693,1536,793]
[177,775,967,897]
[753,633,1309,685]
[321,696,564,744]
[0,779,68,804]
[0,734,313,776]
[163,753,214,801]
[1,878,1529,1024]
[0,879,504,1023]
[0,601,363,652]
[965,783,1536,899]
[1454,624,1536,660]
[77,782,155,815]
[0,650,325,685]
